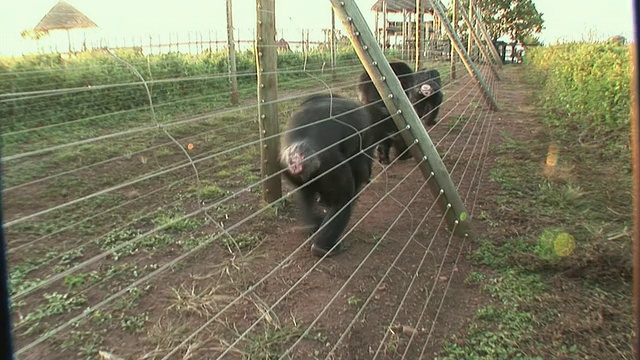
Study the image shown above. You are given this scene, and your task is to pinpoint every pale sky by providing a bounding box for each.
[0,0,634,56]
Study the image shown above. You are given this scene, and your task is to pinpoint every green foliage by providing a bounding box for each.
[474,0,544,42]
[21,292,88,329]
[521,34,543,46]
[527,42,631,146]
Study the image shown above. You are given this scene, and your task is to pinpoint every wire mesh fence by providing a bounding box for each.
[1,0,507,358]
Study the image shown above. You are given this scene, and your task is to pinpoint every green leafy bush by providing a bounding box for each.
[527,42,631,140]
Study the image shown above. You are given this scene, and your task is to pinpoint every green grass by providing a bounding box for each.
[188,180,228,199]
[151,210,204,232]
[19,292,88,334]
[61,330,105,360]
[219,231,264,252]
[240,323,307,359]
[448,115,470,132]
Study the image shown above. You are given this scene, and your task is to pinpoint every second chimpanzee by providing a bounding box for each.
[410,68,444,126]
[280,94,376,257]
[356,61,416,164]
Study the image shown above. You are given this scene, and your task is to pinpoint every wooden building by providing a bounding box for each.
[370,0,450,61]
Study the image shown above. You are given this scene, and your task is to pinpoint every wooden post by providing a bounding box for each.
[415,0,421,70]
[401,9,406,60]
[331,7,337,79]
[450,0,457,79]
[423,16,428,61]
[301,29,309,70]
[256,0,281,203]
[430,0,499,110]
[407,16,413,61]
[382,1,388,54]
[226,0,240,105]
[374,10,380,44]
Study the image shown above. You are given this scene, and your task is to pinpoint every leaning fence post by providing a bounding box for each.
[453,0,501,79]
[329,0,473,238]
[430,0,500,111]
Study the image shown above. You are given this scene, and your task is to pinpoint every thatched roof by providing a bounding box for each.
[33,0,98,32]
[371,0,438,13]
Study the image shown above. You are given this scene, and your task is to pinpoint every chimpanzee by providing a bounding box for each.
[410,68,444,126]
[280,94,376,257]
[356,61,416,164]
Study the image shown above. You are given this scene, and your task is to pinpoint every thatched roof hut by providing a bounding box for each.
[33,0,98,33]
[29,0,98,52]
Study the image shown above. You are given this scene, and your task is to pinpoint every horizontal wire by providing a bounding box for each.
[162,138,422,360]
[10,104,405,300]
[14,122,408,355]
[2,61,367,132]
[3,62,460,163]
[172,65,476,358]
[2,67,375,162]
[283,184,444,359]
[1,64,365,139]
[400,223,459,359]
[4,68,463,227]
[2,126,257,193]
[3,59,454,138]
[6,138,255,255]
[0,63,362,101]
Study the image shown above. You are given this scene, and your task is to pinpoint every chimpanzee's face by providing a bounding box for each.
[419,84,433,97]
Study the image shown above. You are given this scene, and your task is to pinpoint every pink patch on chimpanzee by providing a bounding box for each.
[420,84,433,97]
[288,153,305,175]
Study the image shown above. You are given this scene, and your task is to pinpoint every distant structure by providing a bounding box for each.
[276,38,292,52]
[369,0,449,61]
[607,35,627,46]
[28,0,98,52]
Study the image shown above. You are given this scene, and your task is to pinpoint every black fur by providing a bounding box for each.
[410,68,444,126]
[355,61,416,164]
[280,94,376,257]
